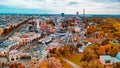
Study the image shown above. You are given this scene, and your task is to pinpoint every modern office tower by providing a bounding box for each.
[61,13,65,17]
[76,12,79,16]
[83,9,85,21]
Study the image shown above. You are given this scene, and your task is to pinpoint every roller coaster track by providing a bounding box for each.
[0,17,34,43]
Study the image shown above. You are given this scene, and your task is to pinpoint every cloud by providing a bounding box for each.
[68,1,79,5]
[91,0,120,3]
[0,0,120,14]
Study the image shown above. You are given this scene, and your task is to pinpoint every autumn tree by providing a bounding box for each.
[63,44,74,56]
[28,60,35,68]
[81,60,104,68]
[57,47,64,56]
[47,57,63,68]
[54,48,62,57]
[17,63,25,68]
[113,62,120,68]
[109,45,119,57]
[76,43,82,48]
[10,63,18,68]
[101,39,109,45]
[82,46,98,61]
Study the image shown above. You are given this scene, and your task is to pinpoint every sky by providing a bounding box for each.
[0,0,120,14]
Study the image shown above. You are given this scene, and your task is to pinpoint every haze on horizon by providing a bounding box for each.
[0,0,120,14]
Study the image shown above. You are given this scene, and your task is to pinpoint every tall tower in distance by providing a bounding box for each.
[83,9,85,19]
[76,12,79,16]
[83,9,85,23]
[61,13,65,17]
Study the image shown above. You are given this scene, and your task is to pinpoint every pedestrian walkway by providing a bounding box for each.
[63,58,80,68]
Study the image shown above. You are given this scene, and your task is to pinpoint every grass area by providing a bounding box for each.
[65,53,83,66]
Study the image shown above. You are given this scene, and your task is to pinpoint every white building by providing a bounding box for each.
[9,50,20,62]
[0,48,9,56]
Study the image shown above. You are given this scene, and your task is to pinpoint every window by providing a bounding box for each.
[16,56,19,60]
[4,52,6,54]
[37,58,39,61]
[11,57,14,61]
[105,60,110,63]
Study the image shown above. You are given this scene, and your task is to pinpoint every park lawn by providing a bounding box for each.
[65,53,83,66]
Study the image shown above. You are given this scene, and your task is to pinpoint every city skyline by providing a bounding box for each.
[0,0,120,14]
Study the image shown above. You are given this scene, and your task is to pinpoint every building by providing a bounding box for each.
[76,12,79,17]
[0,40,19,48]
[100,55,113,65]
[9,32,41,45]
[112,52,120,64]
[38,35,54,44]
[9,50,20,62]
[0,47,9,57]
[61,13,65,17]
[30,46,49,63]
[78,45,86,52]
[56,30,67,37]
[100,52,120,68]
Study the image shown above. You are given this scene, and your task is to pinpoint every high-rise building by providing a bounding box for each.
[76,12,79,16]
[83,9,85,19]
[61,13,65,17]
[83,9,85,23]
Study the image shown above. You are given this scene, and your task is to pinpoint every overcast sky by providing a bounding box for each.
[0,0,120,14]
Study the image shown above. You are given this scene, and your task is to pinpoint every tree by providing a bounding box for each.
[76,43,82,48]
[113,62,120,68]
[28,60,35,68]
[81,60,104,68]
[10,63,17,68]
[57,47,64,55]
[91,45,100,57]
[50,47,63,57]
[110,45,119,57]
[37,60,48,68]
[18,63,25,68]
[63,44,74,56]
[81,44,100,61]
[54,49,62,57]
[82,47,98,61]
[47,57,63,68]
[52,48,57,53]
[101,39,109,45]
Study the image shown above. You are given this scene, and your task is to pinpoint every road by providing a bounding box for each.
[63,58,80,68]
